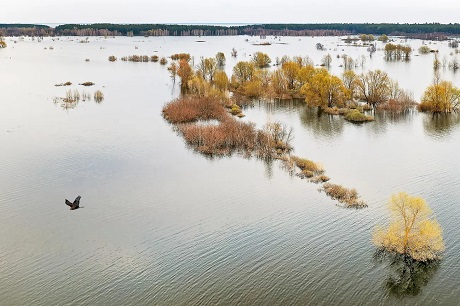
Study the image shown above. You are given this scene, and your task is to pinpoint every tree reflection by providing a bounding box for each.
[373,248,440,298]
[423,113,460,138]
[299,107,344,138]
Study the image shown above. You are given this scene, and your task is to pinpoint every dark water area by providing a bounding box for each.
[0,35,460,305]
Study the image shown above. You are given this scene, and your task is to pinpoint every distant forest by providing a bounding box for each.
[1,23,460,39]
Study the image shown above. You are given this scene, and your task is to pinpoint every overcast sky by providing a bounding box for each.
[2,0,460,25]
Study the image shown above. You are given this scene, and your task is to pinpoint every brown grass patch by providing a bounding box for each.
[79,81,95,86]
[320,183,367,208]
[291,156,323,174]
[310,175,330,183]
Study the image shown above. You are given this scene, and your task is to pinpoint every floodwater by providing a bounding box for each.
[1,35,460,305]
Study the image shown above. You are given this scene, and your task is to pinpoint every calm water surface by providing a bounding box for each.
[1,36,460,305]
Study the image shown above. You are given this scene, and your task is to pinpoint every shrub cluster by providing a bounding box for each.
[162,96,226,124]
[344,109,374,122]
[321,183,367,208]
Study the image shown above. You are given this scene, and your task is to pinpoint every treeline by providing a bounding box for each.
[2,23,460,37]
[54,24,239,36]
[0,24,53,36]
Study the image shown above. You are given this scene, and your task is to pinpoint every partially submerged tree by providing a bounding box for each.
[168,62,177,83]
[177,59,193,92]
[213,70,229,92]
[341,70,358,101]
[216,52,226,68]
[356,70,391,109]
[300,68,348,108]
[252,52,271,68]
[0,37,6,48]
[377,34,389,43]
[418,78,460,113]
[373,192,444,262]
[384,44,412,61]
[232,61,255,85]
[321,54,332,68]
[196,57,217,82]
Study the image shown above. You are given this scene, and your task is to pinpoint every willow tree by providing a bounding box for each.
[232,61,255,85]
[321,54,332,68]
[356,70,391,109]
[373,192,444,262]
[300,68,348,108]
[271,69,289,98]
[196,57,217,82]
[252,52,271,68]
[342,70,358,101]
[213,70,229,92]
[177,59,193,92]
[418,80,460,113]
[215,52,226,68]
[281,61,300,90]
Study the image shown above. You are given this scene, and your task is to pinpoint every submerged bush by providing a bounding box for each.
[171,53,191,62]
[94,90,104,102]
[344,109,374,122]
[180,118,261,156]
[291,156,323,173]
[418,46,431,54]
[79,81,95,86]
[263,122,293,154]
[63,89,80,103]
[321,183,367,208]
[310,175,330,183]
[55,81,72,87]
[108,55,117,62]
[162,96,226,124]
[228,104,242,116]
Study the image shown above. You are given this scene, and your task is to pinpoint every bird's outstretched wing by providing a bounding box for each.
[73,196,81,208]
[65,199,73,207]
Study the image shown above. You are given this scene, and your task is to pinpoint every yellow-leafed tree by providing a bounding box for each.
[373,192,444,262]
[300,68,347,108]
[0,37,7,48]
[418,80,460,113]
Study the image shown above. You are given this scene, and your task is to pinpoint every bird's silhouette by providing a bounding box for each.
[65,196,82,210]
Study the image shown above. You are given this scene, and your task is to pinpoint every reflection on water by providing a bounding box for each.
[374,110,415,125]
[423,113,460,138]
[373,249,440,298]
[53,90,103,110]
[300,108,344,138]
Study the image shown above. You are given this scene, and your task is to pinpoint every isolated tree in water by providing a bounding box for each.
[373,192,444,262]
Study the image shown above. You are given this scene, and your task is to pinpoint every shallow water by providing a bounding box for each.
[1,35,460,305]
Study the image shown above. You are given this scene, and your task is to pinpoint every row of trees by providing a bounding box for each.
[164,52,414,110]
[229,54,414,111]
[167,50,460,115]
[4,23,460,37]
[384,44,412,61]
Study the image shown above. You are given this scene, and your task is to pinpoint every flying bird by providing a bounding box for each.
[65,196,82,210]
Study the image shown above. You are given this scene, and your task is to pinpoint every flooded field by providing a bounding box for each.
[1,35,459,305]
